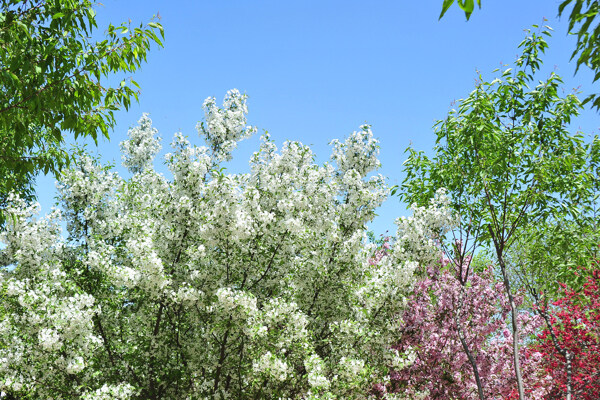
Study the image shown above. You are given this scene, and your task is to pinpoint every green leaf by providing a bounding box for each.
[458,0,474,13]
[458,0,476,20]
[439,0,456,19]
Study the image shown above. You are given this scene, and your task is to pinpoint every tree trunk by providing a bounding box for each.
[497,254,525,400]
[455,286,485,400]
[566,351,573,400]
[536,302,572,400]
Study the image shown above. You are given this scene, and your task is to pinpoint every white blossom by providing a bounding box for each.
[82,383,135,400]
[38,328,61,351]
[0,90,455,399]
[120,113,162,174]
[197,89,257,162]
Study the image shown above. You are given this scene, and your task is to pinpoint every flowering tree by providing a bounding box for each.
[534,264,600,400]
[377,259,551,400]
[0,90,454,399]
[400,26,600,399]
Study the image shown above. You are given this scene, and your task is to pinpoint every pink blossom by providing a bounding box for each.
[382,262,551,399]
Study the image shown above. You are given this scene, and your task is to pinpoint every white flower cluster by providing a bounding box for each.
[197,88,257,161]
[330,125,381,176]
[120,113,162,174]
[305,354,330,390]
[393,188,455,266]
[56,154,121,241]
[165,132,212,195]
[81,383,135,400]
[0,196,101,396]
[0,90,455,399]
[253,351,289,382]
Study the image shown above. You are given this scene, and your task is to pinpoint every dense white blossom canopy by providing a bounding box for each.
[0,91,453,399]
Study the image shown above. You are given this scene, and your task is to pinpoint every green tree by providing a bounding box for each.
[400,27,600,400]
[0,0,163,222]
[506,206,600,307]
[440,0,600,111]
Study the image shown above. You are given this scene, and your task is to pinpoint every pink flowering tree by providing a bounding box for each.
[373,257,551,399]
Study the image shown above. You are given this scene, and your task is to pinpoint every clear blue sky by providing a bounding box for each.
[34,0,600,236]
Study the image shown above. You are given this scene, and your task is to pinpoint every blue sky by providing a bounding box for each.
[35,0,600,236]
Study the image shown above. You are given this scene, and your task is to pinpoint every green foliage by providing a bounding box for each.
[440,0,600,112]
[507,214,600,303]
[0,0,163,223]
[439,0,481,20]
[559,1,600,110]
[400,26,600,295]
